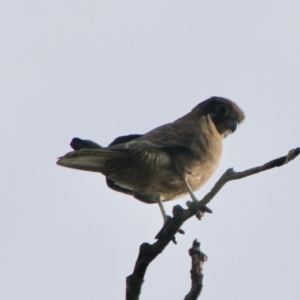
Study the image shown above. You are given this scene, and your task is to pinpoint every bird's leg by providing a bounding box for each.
[157,197,168,223]
[184,179,212,218]
[155,197,184,242]
[184,179,199,203]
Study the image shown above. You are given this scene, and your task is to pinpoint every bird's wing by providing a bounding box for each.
[108,134,143,146]
[104,122,197,201]
[135,121,197,151]
[106,134,143,195]
[98,122,197,160]
[102,122,196,182]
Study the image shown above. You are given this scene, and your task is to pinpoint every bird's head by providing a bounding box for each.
[191,96,245,137]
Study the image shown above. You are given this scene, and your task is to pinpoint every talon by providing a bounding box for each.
[154,216,184,241]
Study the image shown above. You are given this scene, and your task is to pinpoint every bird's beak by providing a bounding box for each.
[226,120,237,133]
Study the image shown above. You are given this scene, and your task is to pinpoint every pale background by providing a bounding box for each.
[1,1,300,299]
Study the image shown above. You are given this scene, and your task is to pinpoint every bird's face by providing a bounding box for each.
[193,96,245,137]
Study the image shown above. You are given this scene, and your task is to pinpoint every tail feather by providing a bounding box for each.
[57,149,125,173]
[70,137,102,150]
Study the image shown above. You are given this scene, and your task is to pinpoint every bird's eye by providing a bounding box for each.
[216,104,230,116]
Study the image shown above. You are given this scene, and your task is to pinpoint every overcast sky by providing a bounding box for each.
[1,1,300,299]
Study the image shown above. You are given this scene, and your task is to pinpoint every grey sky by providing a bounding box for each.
[1,1,300,299]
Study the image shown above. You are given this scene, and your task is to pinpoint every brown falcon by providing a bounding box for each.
[57,96,245,221]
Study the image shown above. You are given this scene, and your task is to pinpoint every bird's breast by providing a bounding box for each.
[186,134,223,191]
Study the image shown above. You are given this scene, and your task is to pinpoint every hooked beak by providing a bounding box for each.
[226,120,237,133]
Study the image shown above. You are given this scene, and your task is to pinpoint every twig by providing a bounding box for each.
[186,147,300,215]
[183,239,207,300]
[125,148,299,299]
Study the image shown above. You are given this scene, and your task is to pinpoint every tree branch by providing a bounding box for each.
[187,147,300,213]
[125,147,299,299]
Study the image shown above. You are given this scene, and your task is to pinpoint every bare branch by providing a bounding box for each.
[126,147,299,299]
[126,206,187,300]
[187,147,300,213]
[183,240,207,300]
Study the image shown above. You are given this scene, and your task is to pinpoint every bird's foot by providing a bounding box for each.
[184,180,213,219]
[186,201,213,220]
[155,216,185,244]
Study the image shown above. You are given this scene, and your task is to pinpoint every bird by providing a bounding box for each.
[57,96,245,223]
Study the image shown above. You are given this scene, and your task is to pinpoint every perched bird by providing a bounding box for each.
[57,96,244,222]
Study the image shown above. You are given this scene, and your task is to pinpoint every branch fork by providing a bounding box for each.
[126,148,299,300]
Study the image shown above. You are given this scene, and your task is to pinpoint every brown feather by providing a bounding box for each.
[57,96,244,204]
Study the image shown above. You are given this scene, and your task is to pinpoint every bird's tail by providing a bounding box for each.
[56,149,125,173]
[70,137,103,150]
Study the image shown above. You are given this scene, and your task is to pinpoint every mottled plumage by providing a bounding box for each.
[57,96,244,220]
